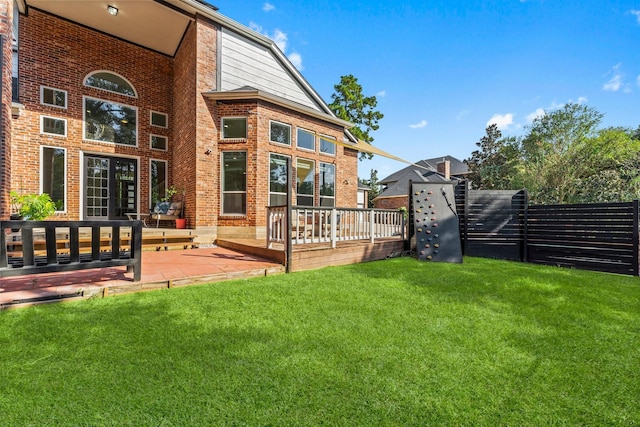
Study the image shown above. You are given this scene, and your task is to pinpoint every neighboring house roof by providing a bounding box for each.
[379,155,468,185]
[375,155,467,200]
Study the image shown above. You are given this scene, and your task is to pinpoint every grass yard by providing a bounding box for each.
[0,256,638,426]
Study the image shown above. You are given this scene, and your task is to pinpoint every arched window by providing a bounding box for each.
[84,71,137,97]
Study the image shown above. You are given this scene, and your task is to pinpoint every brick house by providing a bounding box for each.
[0,0,362,243]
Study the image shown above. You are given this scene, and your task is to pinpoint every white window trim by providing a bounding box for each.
[269,120,292,146]
[150,134,168,151]
[83,70,138,98]
[319,135,337,156]
[83,95,138,147]
[269,152,291,206]
[221,117,248,141]
[296,157,315,206]
[150,110,168,128]
[40,115,67,137]
[40,145,67,213]
[296,128,316,152]
[221,151,248,216]
[40,85,67,109]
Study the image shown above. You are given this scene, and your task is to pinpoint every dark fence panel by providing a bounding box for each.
[526,201,639,275]
[455,182,527,260]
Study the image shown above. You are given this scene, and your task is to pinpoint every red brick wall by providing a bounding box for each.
[374,196,409,210]
[0,0,12,218]
[12,8,172,219]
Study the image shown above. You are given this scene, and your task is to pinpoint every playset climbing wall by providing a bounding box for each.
[411,183,463,263]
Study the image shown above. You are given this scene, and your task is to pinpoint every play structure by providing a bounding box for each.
[410,183,462,263]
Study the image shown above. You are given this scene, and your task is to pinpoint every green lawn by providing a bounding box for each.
[1,257,638,426]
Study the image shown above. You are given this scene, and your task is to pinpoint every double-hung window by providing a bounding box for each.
[222,152,247,215]
[150,159,168,209]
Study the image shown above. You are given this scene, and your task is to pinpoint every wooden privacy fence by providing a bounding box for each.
[455,182,640,276]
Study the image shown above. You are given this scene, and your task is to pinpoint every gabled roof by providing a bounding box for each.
[379,155,468,185]
[375,170,451,199]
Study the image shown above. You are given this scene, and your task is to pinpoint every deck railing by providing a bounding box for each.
[267,206,405,248]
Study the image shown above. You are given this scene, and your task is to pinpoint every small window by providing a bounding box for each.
[151,111,168,128]
[40,116,67,137]
[320,136,336,156]
[222,117,247,140]
[297,128,315,151]
[296,158,314,206]
[41,86,67,108]
[270,121,291,145]
[41,146,66,212]
[84,71,137,97]
[150,134,168,151]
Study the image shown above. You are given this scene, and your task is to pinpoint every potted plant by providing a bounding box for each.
[10,191,57,220]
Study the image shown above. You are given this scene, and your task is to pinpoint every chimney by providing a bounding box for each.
[437,159,451,180]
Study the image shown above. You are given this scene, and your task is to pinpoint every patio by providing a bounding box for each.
[0,246,285,308]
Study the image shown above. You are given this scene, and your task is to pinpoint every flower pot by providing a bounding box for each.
[175,218,187,229]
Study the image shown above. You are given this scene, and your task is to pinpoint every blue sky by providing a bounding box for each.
[212,0,640,180]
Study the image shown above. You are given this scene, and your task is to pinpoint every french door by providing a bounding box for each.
[85,156,137,220]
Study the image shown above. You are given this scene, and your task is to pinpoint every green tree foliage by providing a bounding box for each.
[359,169,380,207]
[466,103,640,204]
[329,75,383,160]
[465,124,519,190]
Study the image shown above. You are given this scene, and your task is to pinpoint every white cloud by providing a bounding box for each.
[526,108,545,123]
[288,52,303,70]
[603,63,624,92]
[376,90,386,98]
[249,22,303,70]
[637,75,640,87]
[631,10,640,24]
[263,2,275,12]
[575,96,588,104]
[456,109,469,121]
[409,120,428,129]
[487,113,514,130]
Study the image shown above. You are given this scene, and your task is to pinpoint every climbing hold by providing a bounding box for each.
[428,191,433,195]
[434,234,439,238]
[420,250,425,255]
[434,243,440,248]
[420,238,424,242]
[427,255,433,260]
[432,223,438,227]
[426,230,431,234]
[431,211,436,215]
[416,209,421,213]
[425,244,430,248]
[431,217,437,221]
[425,197,430,201]
[417,228,422,232]
[433,250,439,255]
[428,237,433,241]
[415,192,420,196]
[429,205,434,208]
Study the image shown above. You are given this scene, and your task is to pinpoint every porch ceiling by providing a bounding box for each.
[24,0,196,56]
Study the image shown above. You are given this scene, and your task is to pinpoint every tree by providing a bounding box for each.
[465,124,519,190]
[329,75,383,160]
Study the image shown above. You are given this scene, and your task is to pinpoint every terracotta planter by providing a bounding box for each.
[175,218,187,229]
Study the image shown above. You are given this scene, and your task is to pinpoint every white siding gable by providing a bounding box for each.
[220,28,323,111]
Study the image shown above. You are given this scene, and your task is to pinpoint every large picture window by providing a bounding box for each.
[222,152,247,215]
[221,117,247,140]
[84,97,137,146]
[297,128,315,151]
[150,159,167,208]
[270,121,291,145]
[319,163,336,207]
[269,153,289,206]
[296,158,315,206]
[41,146,66,211]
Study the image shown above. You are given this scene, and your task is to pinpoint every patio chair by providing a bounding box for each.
[150,194,184,228]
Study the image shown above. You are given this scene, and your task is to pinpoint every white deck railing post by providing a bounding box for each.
[370,209,375,244]
[331,208,337,248]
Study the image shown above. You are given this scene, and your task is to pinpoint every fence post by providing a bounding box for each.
[522,189,529,263]
[330,208,337,248]
[633,199,639,276]
[369,210,375,244]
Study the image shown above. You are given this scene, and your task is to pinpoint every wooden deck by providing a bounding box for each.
[217,236,406,272]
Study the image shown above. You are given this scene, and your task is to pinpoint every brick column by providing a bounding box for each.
[0,0,12,219]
